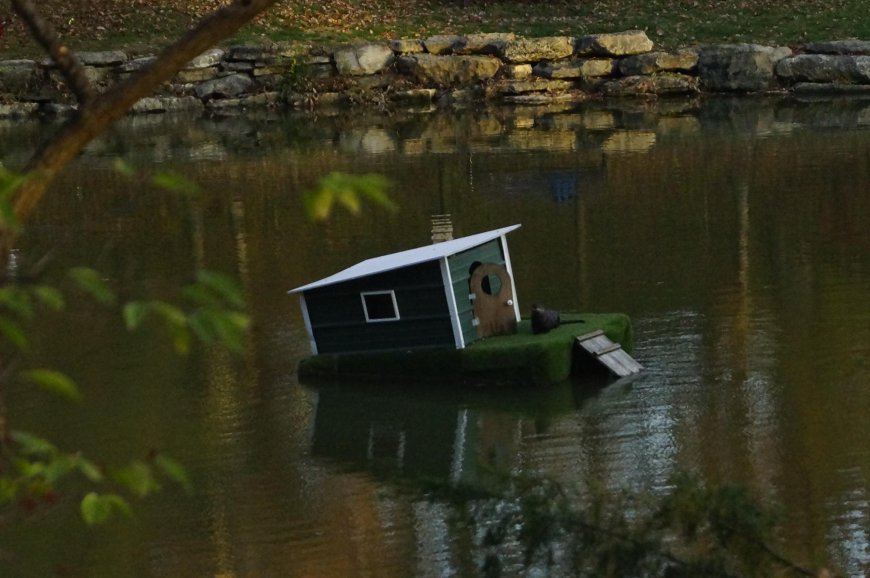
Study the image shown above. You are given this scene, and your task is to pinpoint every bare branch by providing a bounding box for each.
[0,0,278,258]
[9,0,94,104]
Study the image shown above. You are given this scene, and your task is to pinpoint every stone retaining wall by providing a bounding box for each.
[2,31,870,118]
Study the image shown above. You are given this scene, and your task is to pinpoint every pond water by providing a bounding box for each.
[1,96,869,577]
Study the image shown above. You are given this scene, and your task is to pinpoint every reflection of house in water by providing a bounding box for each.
[477,165,606,205]
[312,390,463,479]
[309,385,578,486]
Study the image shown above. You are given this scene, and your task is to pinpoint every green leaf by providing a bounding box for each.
[336,187,362,214]
[123,301,150,331]
[0,168,26,230]
[171,324,190,353]
[304,187,334,222]
[0,478,19,505]
[77,457,104,483]
[107,494,133,518]
[81,492,110,525]
[218,312,250,353]
[11,430,58,456]
[181,284,224,309]
[43,454,76,483]
[0,199,19,231]
[188,310,249,353]
[110,461,159,498]
[226,312,251,331]
[361,186,398,213]
[68,267,116,306]
[0,315,28,351]
[151,171,200,196]
[0,287,34,319]
[188,311,217,345]
[81,492,132,525]
[33,285,65,311]
[195,270,245,309]
[304,172,394,221]
[149,302,186,329]
[0,167,27,197]
[150,302,190,354]
[15,458,45,478]
[112,158,136,178]
[155,454,192,493]
[22,369,81,401]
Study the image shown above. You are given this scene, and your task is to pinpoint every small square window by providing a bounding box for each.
[361,291,400,322]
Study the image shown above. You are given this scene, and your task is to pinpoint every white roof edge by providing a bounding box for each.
[288,224,521,294]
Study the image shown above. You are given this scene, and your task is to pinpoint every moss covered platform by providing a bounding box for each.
[297,313,633,385]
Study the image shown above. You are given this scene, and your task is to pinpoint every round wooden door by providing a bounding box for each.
[469,263,517,338]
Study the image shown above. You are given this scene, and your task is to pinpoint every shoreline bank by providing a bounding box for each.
[2,31,870,119]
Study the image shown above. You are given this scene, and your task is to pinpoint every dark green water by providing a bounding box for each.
[1,97,869,577]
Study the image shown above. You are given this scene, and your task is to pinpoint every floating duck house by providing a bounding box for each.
[289,225,522,355]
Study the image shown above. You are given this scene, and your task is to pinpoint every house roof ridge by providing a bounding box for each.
[288,224,521,293]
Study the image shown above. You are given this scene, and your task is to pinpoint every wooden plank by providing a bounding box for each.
[576,329,605,342]
[611,348,644,373]
[599,349,644,377]
[596,342,622,356]
[575,334,644,378]
[597,353,630,377]
[578,333,611,355]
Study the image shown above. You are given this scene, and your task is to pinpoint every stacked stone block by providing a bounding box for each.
[3,32,870,119]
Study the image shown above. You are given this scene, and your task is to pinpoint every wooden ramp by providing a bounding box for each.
[575,330,643,378]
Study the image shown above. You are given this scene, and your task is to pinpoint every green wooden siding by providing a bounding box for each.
[446,239,506,347]
[304,260,455,354]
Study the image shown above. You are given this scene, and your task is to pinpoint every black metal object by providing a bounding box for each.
[530,305,586,334]
[531,305,560,334]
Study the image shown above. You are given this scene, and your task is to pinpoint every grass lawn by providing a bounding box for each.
[2,0,869,58]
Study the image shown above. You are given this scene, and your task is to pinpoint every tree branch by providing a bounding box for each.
[0,0,278,259]
[9,0,94,104]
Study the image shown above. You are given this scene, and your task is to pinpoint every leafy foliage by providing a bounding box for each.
[2,1,279,572]
[0,167,249,532]
[80,492,133,526]
[435,473,824,578]
[114,159,201,197]
[0,167,26,230]
[0,158,392,541]
[0,257,209,526]
[304,171,396,222]
[124,270,250,355]
[20,369,80,401]
[67,267,117,306]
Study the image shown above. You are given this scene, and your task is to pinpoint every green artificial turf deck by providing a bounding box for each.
[298,313,633,386]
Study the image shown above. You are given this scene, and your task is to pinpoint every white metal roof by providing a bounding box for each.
[289,224,521,293]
